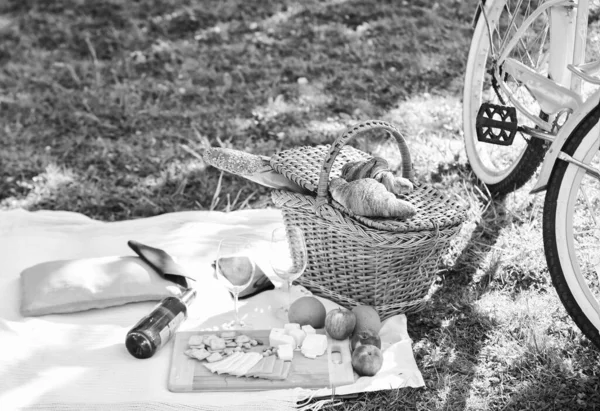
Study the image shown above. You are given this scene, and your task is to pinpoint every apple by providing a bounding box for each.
[351,344,383,376]
[324,308,356,340]
[351,329,381,351]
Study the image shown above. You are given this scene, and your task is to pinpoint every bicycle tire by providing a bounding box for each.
[543,103,600,350]
[464,0,550,195]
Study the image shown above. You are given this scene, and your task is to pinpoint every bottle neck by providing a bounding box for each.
[179,288,197,307]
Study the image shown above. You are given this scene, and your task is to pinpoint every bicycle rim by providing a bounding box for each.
[543,104,600,349]
[464,0,549,191]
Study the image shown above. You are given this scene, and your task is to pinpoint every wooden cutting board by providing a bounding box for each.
[168,329,355,392]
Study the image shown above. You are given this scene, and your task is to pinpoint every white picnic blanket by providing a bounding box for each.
[0,208,424,411]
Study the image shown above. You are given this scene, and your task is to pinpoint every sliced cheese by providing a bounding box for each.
[220,352,248,374]
[262,358,284,380]
[279,361,292,380]
[246,355,277,378]
[204,352,243,374]
[245,357,267,378]
[231,352,262,377]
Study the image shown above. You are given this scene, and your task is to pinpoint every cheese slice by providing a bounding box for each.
[220,352,248,374]
[245,357,267,378]
[262,358,284,380]
[204,352,242,374]
[261,359,291,380]
[231,353,262,377]
[227,354,253,376]
[279,361,292,380]
[301,325,316,334]
[246,355,276,378]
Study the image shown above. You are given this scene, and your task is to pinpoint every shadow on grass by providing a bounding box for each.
[317,173,513,410]
[497,369,600,411]
[400,189,512,410]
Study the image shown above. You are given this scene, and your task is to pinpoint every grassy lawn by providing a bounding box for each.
[2,0,600,409]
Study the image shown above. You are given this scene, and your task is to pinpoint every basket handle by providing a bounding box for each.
[314,120,414,214]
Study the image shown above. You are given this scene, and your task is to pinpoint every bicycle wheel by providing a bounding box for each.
[543,103,600,349]
[464,0,551,195]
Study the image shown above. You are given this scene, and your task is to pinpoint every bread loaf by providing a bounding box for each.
[202,147,271,176]
[201,147,310,194]
[329,178,416,219]
[341,157,413,195]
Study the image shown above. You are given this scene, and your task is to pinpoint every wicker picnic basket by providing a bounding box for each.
[270,120,467,319]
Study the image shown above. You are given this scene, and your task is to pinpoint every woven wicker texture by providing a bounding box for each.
[271,121,467,233]
[271,145,371,193]
[270,120,468,318]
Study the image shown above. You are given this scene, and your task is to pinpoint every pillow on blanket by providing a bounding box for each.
[20,256,184,316]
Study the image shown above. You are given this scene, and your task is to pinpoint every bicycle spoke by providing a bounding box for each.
[500,0,525,52]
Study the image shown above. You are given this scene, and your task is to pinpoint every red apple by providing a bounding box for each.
[351,344,383,376]
[325,308,356,340]
[351,329,381,351]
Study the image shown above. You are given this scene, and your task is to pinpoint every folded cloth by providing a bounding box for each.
[20,256,185,316]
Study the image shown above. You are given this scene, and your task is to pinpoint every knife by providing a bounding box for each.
[127,240,192,289]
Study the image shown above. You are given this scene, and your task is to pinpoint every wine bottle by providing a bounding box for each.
[125,288,196,359]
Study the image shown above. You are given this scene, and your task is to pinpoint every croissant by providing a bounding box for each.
[341,157,413,195]
[329,178,416,220]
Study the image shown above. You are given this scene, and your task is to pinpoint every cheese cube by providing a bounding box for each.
[301,325,316,335]
[277,343,294,361]
[288,329,307,348]
[284,323,301,333]
[268,328,285,343]
[301,334,327,358]
[269,328,296,348]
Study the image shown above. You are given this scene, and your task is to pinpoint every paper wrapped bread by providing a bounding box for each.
[202,147,309,194]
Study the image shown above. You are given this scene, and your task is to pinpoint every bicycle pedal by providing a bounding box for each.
[475,103,518,146]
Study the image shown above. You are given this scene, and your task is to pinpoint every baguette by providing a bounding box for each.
[202,147,310,193]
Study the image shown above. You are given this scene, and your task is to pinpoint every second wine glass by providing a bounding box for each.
[269,226,308,321]
[215,237,255,329]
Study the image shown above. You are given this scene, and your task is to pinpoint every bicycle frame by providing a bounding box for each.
[531,89,600,193]
[529,0,595,193]
[488,0,584,131]
[476,0,594,193]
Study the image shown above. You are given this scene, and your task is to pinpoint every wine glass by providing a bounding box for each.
[215,237,256,329]
[269,226,308,320]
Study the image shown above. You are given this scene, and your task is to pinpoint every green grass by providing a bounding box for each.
[2,0,600,409]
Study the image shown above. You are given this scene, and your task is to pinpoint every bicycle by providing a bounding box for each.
[463,0,600,348]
